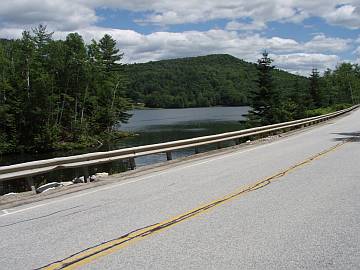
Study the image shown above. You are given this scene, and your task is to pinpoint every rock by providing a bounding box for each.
[89,175,97,182]
[72,176,85,184]
[60,181,74,187]
[41,187,57,193]
[3,192,17,197]
[246,140,251,143]
[95,172,109,178]
[36,182,63,193]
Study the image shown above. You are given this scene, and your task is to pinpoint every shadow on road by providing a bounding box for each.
[333,131,360,142]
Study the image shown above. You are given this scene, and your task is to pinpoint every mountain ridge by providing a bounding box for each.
[124,54,308,108]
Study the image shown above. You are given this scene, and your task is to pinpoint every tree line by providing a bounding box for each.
[247,51,359,125]
[124,54,309,108]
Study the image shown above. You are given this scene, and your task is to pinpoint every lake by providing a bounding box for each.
[0,106,249,194]
[112,106,249,165]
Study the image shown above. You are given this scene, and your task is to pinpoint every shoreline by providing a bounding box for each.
[0,130,136,159]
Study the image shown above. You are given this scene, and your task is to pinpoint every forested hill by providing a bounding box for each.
[124,54,308,108]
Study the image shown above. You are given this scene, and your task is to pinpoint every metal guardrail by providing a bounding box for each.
[0,105,358,193]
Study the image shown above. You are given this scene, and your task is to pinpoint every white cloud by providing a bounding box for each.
[0,27,24,39]
[326,4,360,29]
[354,46,360,56]
[273,53,340,75]
[304,34,352,53]
[84,0,360,30]
[0,0,97,31]
[1,0,360,31]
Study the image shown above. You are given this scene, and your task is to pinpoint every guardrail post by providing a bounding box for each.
[129,157,136,170]
[235,138,240,145]
[217,142,222,149]
[195,147,200,154]
[166,151,172,161]
[26,176,36,194]
[83,166,89,183]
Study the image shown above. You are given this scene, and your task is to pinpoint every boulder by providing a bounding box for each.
[36,182,63,193]
[95,172,109,178]
[72,176,85,184]
[3,192,17,197]
[60,181,74,187]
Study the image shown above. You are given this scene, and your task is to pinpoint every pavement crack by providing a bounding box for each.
[0,206,82,228]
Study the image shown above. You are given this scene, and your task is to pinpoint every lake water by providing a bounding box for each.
[0,106,249,194]
[116,106,249,145]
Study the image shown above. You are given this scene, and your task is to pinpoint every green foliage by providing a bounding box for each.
[123,54,311,112]
[319,63,360,107]
[247,51,282,125]
[0,26,131,154]
[246,52,359,126]
[309,68,322,108]
[124,54,258,108]
[305,103,352,117]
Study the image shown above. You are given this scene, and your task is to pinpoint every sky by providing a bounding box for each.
[0,0,360,75]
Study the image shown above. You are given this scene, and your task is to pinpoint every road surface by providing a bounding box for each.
[0,109,359,269]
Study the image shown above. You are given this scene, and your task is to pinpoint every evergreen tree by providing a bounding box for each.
[309,68,321,108]
[291,75,315,118]
[247,51,280,125]
[89,35,131,132]
[333,63,356,104]
[0,42,18,152]
[31,25,53,48]
[99,34,123,72]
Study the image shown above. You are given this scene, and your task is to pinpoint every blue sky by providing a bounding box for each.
[0,0,360,74]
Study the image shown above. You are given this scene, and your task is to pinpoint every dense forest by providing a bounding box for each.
[124,54,309,108]
[247,52,359,125]
[0,26,359,155]
[0,26,131,154]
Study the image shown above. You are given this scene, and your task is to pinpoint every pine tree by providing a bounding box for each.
[90,34,131,133]
[0,42,18,153]
[99,34,123,72]
[290,76,311,119]
[309,68,321,108]
[247,51,279,125]
[31,24,53,52]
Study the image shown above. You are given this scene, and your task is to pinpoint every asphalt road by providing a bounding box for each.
[0,109,359,270]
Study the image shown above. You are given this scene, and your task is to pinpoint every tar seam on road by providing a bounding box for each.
[37,140,348,270]
[0,206,82,228]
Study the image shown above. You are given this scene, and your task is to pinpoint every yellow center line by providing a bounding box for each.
[39,141,347,270]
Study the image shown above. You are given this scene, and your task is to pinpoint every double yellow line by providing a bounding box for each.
[40,141,347,270]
